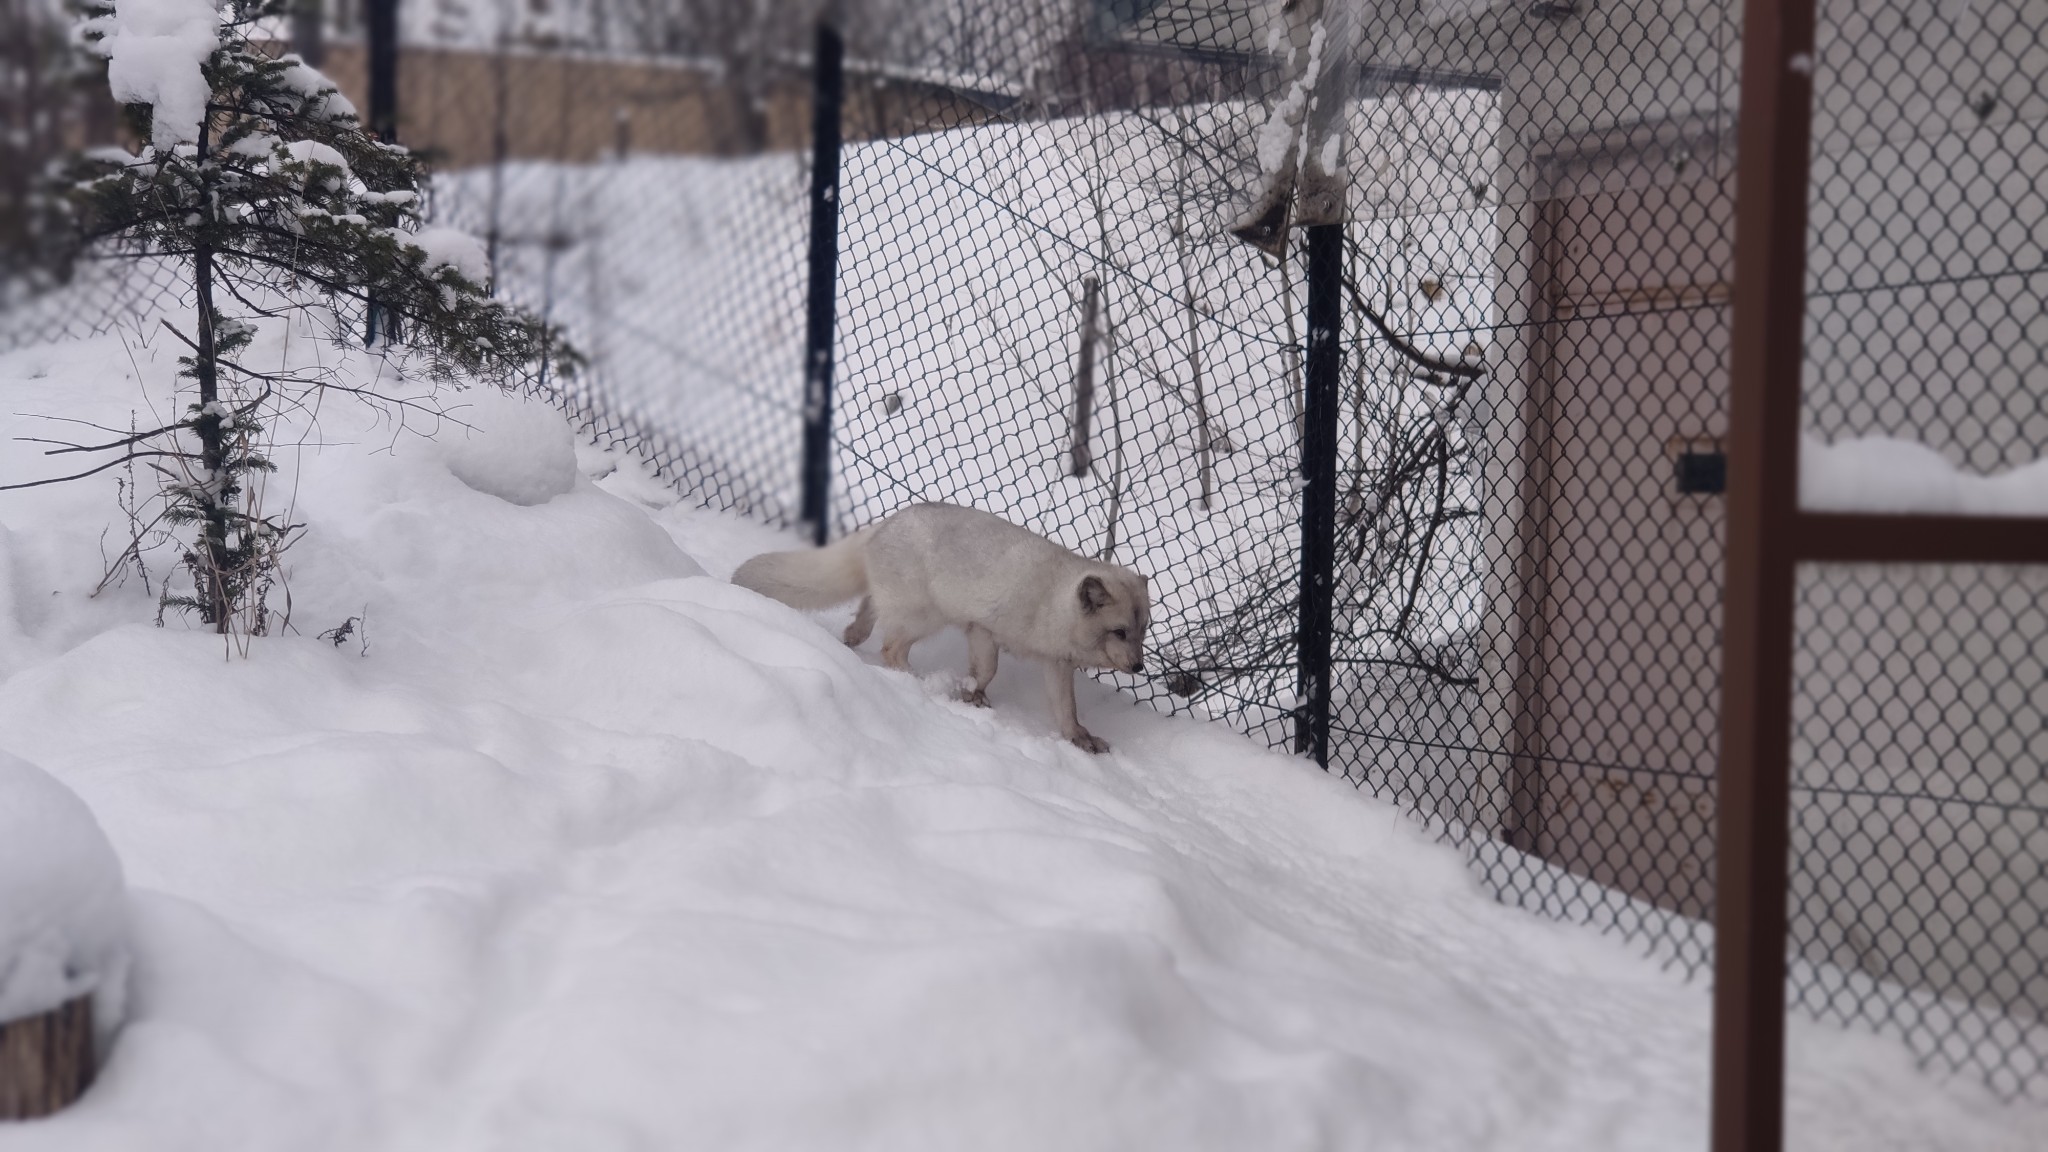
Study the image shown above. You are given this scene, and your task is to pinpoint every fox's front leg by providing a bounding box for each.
[1044,659,1108,753]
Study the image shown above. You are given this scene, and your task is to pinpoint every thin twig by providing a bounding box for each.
[0,450,199,492]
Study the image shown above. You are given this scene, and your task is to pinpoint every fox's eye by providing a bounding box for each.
[1110,628,1127,640]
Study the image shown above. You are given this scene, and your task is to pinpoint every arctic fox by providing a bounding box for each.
[731,502,1150,753]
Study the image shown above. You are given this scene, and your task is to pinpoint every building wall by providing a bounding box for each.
[1518,157,1733,921]
[315,42,1009,169]
[1393,2,2048,1030]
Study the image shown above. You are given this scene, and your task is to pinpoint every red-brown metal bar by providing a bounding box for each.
[1794,513,2048,564]
[1714,1,1815,1149]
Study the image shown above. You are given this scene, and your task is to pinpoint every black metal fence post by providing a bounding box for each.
[364,0,398,347]
[1295,223,1342,766]
[799,23,845,546]
[291,0,325,68]
[364,0,395,141]
[366,0,397,142]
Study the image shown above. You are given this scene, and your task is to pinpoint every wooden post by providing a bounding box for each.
[1071,275,1101,477]
[0,994,93,1120]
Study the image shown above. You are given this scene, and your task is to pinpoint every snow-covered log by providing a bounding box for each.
[0,751,127,1120]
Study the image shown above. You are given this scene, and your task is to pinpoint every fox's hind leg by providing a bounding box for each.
[843,596,876,647]
[961,625,998,707]
[875,603,938,671]
[879,624,924,671]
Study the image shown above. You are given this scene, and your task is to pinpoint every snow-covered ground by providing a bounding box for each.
[4,317,2047,1149]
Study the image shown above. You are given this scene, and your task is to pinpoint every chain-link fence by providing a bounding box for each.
[1785,0,2048,1106]
[5,0,2046,1117]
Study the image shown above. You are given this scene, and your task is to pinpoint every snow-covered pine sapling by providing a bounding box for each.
[153,314,288,636]
[41,0,573,635]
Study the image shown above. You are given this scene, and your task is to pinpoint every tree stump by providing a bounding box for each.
[0,994,93,1120]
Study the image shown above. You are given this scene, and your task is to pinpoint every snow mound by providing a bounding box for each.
[0,750,128,1027]
[1802,434,2048,515]
[437,387,579,506]
[1,327,2042,1149]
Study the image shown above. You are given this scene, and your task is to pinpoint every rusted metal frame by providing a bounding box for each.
[1713,1,1815,1150]
[1793,513,2048,564]
[1505,196,1567,856]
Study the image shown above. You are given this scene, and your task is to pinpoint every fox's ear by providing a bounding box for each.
[1078,575,1113,613]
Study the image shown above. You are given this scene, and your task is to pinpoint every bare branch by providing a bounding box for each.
[19,418,192,455]
[0,450,201,492]
[158,318,202,354]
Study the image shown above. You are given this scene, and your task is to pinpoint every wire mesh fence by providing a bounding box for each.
[3,0,2046,1113]
[1376,0,1741,980]
[1787,0,2048,1105]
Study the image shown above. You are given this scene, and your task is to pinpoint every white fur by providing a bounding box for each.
[729,527,873,609]
[731,503,1150,753]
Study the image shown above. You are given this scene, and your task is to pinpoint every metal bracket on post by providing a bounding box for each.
[799,23,845,547]
[1295,223,1343,766]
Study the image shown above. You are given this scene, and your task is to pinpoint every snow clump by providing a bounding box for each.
[84,0,222,149]
[438,386,580,506]
[276,53,358,121]
[407,226,493,287]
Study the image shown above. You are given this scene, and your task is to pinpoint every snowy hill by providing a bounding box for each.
[1,323,2043,1149]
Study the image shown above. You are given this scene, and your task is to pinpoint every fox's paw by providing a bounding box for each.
[961,687,990,708]
[1069,731,1110,755]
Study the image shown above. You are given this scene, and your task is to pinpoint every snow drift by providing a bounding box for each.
[0,323,2043,1149]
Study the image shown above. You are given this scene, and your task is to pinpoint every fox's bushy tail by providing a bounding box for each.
[731,529,873,610]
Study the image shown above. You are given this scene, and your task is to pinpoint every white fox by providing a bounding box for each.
[731,502,1150,753]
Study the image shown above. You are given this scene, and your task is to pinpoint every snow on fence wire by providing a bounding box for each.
[4,0,2046,1115]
